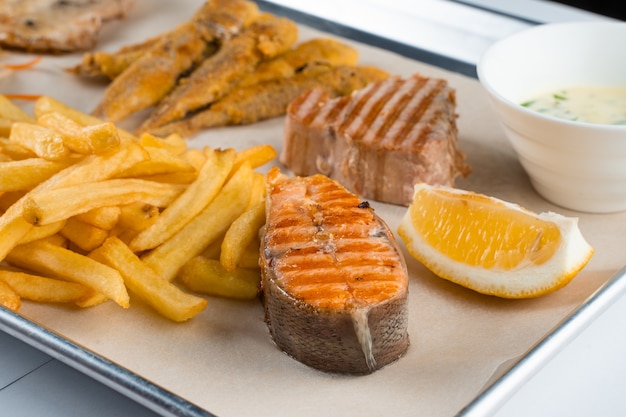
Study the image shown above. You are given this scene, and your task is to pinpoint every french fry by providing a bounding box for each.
[130,147,236,252]
[139,132,186,155]
[0,268,97,305]
[237,237,262,269]
[201,234,225,260]
[34,96,138,144]
[6,239,129,308]
[90,236,207,322]
[117,145,195,177]
[0,218,34,264]
[234,144,277,169]
[0,191,23,211]
[0,95,35,137]
[116,202,160,232]
[37,112,121,154]
[0,137,36,160]
[0,158,72,192]
[40,142,149,190]
[108,227,139,247]
[9,122,71,161]
[220,201,265,271]
[142,161,253,282]
[60,217,108,252]
[0,96,279,319]
[0,95,35,122]
[22,179,185,226]
[136,171,197,184]
[219,171,266,270]
[19,220,66,244]
[0,119,12,139]
[0,142,149,262]
[36,233,68,247]
[74,206,121,230]
[75,292,108,308]
[178,256,260,300]
[247,172,267,208]
[0,279,21,311]
[182,147,207,171]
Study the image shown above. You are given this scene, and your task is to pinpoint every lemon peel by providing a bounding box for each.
[398,183,594,298]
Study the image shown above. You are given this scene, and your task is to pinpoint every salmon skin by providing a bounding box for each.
[260,167,409,374]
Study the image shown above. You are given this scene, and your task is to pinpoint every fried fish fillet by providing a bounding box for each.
[137,13,298,132]
[91,0,259,122]
[148,65,389,138]
[0,0,135,53]
[235,37,359,88]
[69,33,166,79]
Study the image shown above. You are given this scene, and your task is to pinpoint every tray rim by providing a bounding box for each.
[1,3,621,417]
[3,267,626,417]
[457,266,626,416]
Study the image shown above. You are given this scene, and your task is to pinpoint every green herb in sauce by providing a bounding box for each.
[521,86,626,125]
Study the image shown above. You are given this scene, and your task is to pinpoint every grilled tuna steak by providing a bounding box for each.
[260,167,409,374]
[281,73,471,206]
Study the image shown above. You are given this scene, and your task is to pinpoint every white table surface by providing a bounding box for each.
[1,1,624,416]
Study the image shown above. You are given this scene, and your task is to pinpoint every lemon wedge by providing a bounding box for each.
[397,183,594,298]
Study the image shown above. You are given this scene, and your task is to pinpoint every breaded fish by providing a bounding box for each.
[260,167,410,374]
[235,37,359,88]
[69,33,166,79]
[147,64,389,138]
[91,0,259,122]
[137,13,298,132]
[0,0,135,53]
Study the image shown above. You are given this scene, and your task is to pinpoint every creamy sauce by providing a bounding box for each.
[521,86,626,125]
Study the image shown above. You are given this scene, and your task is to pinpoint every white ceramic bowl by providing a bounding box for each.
[477,21,626,213]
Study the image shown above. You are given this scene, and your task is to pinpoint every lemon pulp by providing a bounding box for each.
[409,187,562,270]
[398,184,594,298]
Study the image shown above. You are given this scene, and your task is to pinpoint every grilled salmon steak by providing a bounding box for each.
[281,73,471,206]
[260,167,409,374]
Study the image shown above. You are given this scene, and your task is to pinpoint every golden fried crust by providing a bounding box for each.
[191,0,260,37]
[148,65,389,138]
[90,0,258,122]
[91,20,212,122]
[137,14,299,132]
[70,0,259,79]
[235,38,360,88]
[69,34,166,79]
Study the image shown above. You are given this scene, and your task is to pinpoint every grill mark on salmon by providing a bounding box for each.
[260,167,409,374]
[281,73,471,206]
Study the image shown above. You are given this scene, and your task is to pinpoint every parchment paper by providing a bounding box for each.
[2,1,625,416]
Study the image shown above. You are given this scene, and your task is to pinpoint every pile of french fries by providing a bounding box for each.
[0,94,274,322]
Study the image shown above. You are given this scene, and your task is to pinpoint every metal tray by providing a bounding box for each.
[1,2,625,416]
